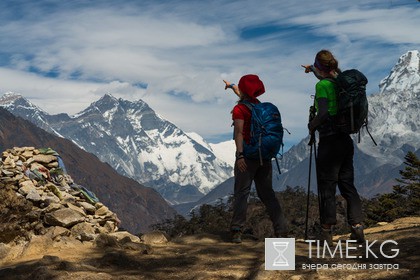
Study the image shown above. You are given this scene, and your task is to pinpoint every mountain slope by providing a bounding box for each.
[0,94,233,204]
[0,107,176,233]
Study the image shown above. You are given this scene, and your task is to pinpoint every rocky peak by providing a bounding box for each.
[0,92,40,112]
[0,92,24,103]
[379,50,420,96]
[93,93,120,112]
[366,50,420,161]
[0,93,53,133]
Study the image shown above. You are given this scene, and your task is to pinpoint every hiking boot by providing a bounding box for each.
[231,229,242,244]
[350,224,365,243]
[320,227,333,247]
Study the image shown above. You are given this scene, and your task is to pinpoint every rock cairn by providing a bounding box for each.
[0,146,150,257]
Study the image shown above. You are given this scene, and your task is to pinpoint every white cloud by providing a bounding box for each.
[0,67,104,114]
[291,7,420,45]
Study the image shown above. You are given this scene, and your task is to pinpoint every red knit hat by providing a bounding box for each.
[238,74,265,98]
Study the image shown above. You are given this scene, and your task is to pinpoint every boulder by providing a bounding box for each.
[26,189,42,203]
[78,201,96,214]
[71,222,96,241]
[44,208,85,228]
[108,231,141,243]
[141,231,169,244]
[18,180,37,196]
[32,154,57,164]
[50,226,71,240]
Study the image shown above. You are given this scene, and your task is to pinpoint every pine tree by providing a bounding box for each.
[364,151,420,225]
[393,151,420,216]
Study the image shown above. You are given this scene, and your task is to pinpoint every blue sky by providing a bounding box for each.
[0,0,419,149]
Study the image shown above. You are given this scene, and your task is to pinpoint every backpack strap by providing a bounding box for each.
[239,100,263,164]
[239,99,260,111]
[362,117,378,146]
[323,77,337,83]
[239,100,253,112]
[231,101,255,139]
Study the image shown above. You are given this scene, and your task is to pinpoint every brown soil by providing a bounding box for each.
[0,217,419,280]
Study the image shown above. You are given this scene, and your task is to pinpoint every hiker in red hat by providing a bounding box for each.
[224,74,288,243]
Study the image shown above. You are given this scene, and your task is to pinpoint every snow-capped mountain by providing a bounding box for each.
[361,50,420,164]
[275,50,420,196]
[0,93,233,204]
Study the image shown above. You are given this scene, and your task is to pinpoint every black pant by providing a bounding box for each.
[316,133,363,226]
[230,159,287,234]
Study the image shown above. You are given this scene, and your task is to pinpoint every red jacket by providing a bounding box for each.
[231,99,260,144]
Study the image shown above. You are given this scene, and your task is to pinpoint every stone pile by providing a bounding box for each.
[0,146,151,259]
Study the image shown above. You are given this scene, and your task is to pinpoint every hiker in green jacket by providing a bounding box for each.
[304,50,365,245]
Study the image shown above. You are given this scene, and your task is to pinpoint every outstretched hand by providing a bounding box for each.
[301,65,313,73]
[302,65,324,80]
[223,79,240,97]
[223,80,232,90]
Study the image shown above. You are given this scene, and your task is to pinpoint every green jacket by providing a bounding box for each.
[314,79,339,137]
[315,79,338,116]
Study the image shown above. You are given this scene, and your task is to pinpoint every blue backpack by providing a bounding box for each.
[241,101,284,165]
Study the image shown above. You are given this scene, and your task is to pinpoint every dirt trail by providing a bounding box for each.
[0,217,419,280]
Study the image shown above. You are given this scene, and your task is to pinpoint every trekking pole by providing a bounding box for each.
[304,135,314,240]
[313,134,321,230]
[304,104,316,240]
